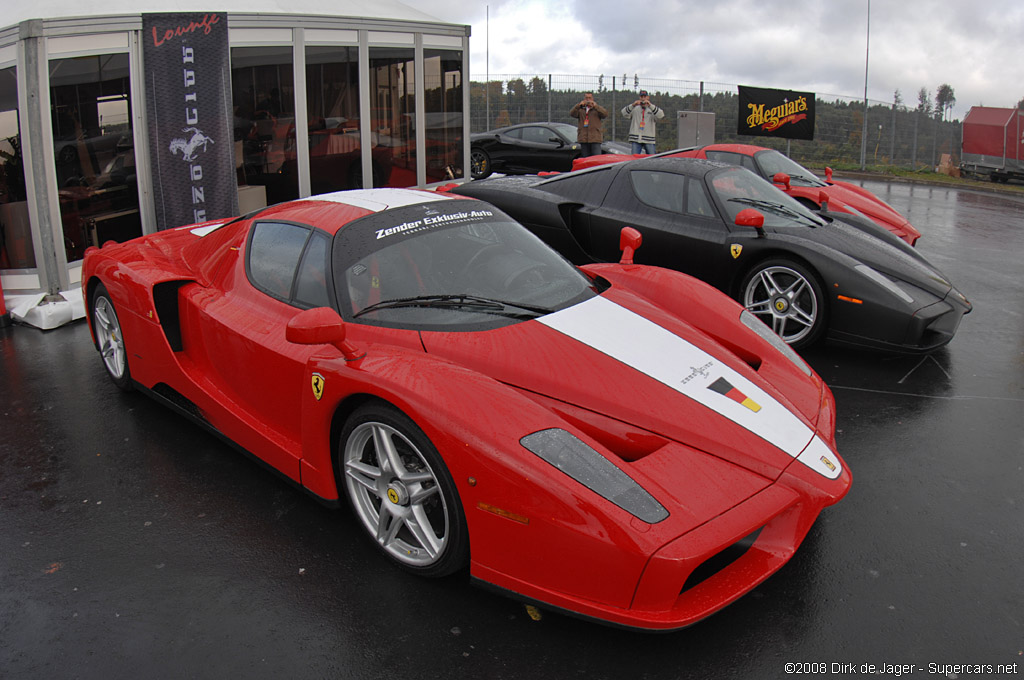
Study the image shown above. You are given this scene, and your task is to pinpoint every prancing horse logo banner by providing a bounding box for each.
[143,13,238,230]
[738,85,816,141]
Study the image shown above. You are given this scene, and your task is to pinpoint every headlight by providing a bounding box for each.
[520,429,668,524]
[854,264,914,304]
[740,310,811,376]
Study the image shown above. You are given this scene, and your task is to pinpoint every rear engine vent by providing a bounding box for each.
[152,281,191,351]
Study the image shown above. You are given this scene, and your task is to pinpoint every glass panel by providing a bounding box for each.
[294,230,330,308]
[686,177,715,217]
[0,66,33,269]
[706,150,757,173]
[423,49,462,183]
[369,47,414,188]
[305,46,363,194]
[753,149,825,186]
[521,126,553,144]
[50,53,140,263]
[248,220,309,299]
[630,170,685,213]
[231,47,298,205]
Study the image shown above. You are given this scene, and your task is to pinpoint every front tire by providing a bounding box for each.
[470,148,492,180]
[740,259,826,349]
[340,402,468,577]
[90,283,133,391]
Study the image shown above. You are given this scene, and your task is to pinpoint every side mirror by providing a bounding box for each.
[825,167,834,183]
[772,172,791,190]
[549,137,564,147]
[735,208,765,237]
[818,190,830,212]
[286,307,365,361]
[619,226,642,264]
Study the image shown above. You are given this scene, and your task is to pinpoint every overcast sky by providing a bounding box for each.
[413,0,1021,120]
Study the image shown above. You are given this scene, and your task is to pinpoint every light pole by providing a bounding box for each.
[860,0,870,170]
[485,5,490,129]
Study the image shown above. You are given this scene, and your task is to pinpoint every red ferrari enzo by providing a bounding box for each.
[574,143,922,245]
[83,188,850,630]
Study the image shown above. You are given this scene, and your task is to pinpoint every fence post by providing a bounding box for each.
[931,116,937,169]
[611,75,616,140]
[912,113,919,169]
[889,98,896,167]
[548,74,552,122]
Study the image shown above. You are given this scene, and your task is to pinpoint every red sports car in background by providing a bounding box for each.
[573,143,922,245]
[83,188,849,630]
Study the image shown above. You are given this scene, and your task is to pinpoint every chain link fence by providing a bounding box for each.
[470,74,961,171]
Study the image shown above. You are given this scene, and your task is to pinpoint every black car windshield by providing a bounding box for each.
[549,122,580,143]
[332,199,602,330]
[710,166,825,228]
[754,149,826,187]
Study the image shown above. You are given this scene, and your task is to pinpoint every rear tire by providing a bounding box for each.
[470,148,492,180]
[90,283,133,391]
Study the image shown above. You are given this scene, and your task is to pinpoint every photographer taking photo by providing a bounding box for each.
[621,90,664,154]
[570,92,609,157]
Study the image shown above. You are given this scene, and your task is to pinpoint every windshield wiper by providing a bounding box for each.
[727,197,820,224]
[353,294,554,319]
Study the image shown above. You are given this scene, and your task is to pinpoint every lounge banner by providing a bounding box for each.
[143,13,238,230]
[738,86,815,141]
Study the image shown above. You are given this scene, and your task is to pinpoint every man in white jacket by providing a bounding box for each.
[621,90,664,154]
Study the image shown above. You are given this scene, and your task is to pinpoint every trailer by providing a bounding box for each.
[960,106,1024,182]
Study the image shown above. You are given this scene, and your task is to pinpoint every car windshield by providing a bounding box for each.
[550,122,579,143]
[709,166,825,228]
[754,149,826,187]
[332,200,602,330]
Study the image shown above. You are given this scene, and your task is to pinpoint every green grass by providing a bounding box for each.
[815,163,1024,193]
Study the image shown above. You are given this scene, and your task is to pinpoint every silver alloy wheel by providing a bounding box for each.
[344,421,450,568]
[93,295,127,380]
[742,264,819,345]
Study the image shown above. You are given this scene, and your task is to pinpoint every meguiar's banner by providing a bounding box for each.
[738,86,815,141]
[143,13,238,229]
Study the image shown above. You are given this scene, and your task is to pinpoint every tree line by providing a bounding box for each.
[470,78,963,170]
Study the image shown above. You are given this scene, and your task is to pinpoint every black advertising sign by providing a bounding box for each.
[143,13,237,230]
[738,86,815,141]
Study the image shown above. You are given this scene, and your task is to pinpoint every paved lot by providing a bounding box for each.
[1,179,1021,679]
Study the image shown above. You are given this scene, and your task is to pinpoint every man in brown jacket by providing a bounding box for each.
[570,92,608,157]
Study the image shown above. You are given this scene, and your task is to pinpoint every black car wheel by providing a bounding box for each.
[740,259,826,349]
[470,148,492,180]
[340,402,469,577]
[90,283,133,391]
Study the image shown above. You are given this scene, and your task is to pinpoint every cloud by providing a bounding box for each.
[409,0,1024,117]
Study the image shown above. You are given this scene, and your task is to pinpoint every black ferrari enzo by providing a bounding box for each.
[450,157,970,352]
[470,122,631,180]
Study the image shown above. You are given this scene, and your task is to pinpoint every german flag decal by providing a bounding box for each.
[708,377,762,413]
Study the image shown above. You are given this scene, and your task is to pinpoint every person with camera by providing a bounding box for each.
[570,92,609,157]
[621,90,664,154]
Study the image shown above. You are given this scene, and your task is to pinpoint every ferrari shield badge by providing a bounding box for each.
[311,373,325,401]
[730,244,743,259]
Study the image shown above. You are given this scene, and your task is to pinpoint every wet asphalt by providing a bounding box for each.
[1,178,1022,679]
